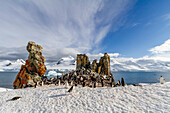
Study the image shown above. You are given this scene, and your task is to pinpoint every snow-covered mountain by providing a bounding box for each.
[46,56,170,72]
[111,57,170,72]
[0,59,25,72]
[1,56,170,72]
[46,56,76,70]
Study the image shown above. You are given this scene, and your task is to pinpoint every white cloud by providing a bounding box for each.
[87,53,120,62]
[149,39,170,54]
[108,53,120,57]
[0,0,135,61]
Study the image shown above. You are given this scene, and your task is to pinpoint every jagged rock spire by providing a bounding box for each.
[13,41,46,89]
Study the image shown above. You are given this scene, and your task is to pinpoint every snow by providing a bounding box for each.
[46,56,76,70]
[0,82,169,113]
[0,59,25,72]
[111,57,170,72]
[0,87,13,92]
[1,56,170,72]
[46,71,62,77]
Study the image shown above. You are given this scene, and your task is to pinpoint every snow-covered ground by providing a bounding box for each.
[0,82,169,113]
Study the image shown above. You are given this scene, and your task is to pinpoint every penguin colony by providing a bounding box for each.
[41,68,125,88]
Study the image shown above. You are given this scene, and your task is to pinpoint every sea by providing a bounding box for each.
[0,71,170,89]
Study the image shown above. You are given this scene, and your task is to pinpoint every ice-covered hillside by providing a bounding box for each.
[46,56,76,70]
[111,57,170,72]
[0,56,76,72]
[0,59,25,72]
[47,56,170,72]
[1,56,170,72]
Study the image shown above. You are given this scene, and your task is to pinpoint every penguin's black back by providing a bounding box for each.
[121,78,125,86]
[68,86,73,92]
[9,96,21,101]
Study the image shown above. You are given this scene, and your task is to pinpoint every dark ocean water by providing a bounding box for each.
[0,72,17,89]
[0,71,170,89]
[113,71,170,85]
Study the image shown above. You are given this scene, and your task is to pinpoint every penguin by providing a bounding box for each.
[121,78,125,86]
[82,81,85,87]
[93,82,96,88]
[110,82,113,87]
[70,81,73,86]
[34,82,37,88]
[116,80,120,86]
[80,76,83,82]
[101,79,104,87]
[58,79,61,86]
[96,82,98,87]
[158,76,165,84]
[65,81,69,89]
[68,86,73,95]
[41,81,44,86]
[8,96,21,101]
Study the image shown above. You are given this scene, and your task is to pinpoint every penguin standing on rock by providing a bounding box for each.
[58,79,61,86]
[70,81,73,86]
[82,81,85,87]
[65,81,69,89]
[68,86,73,95]
[34,82,37,88]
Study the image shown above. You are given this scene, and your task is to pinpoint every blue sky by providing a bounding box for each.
[101,0,170,58]
[0,0,170,62]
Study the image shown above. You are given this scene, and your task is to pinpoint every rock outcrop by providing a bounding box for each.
[76,54,90,70]
[37,53,115,88]
[76,53,111,75]
[45,68,115,87]
[90,53,111,75]
[98,53,111,75]
[13,41,46,89]
[91,59,98,72]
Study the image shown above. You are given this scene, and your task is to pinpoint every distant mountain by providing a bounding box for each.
[111,58,170,72]
[1,56,170,72]
[46,56,76,70]
[0,59,25,71]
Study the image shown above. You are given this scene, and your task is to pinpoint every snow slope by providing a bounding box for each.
[0,87,12,92]
[46,56,76,70]
[111,57,170,72]
[0,82,169,113]
[0,59,25,72]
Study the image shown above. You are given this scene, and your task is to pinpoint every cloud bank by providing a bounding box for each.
[149,39,170,54]
[0,0,135,61]
[148,39,170,61]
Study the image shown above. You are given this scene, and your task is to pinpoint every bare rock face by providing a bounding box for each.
[41,53,115,87]
[91,59,98,72]
[13,41,46,89]
[76,54,90,70]
[90,53,111,75]
[99,53,111,75]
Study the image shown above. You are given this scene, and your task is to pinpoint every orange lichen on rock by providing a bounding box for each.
[76,54,90,70]
[75,53,114,84]
[13,41,46,89]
